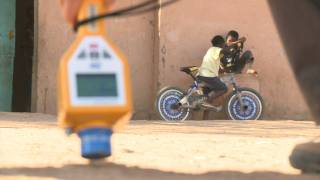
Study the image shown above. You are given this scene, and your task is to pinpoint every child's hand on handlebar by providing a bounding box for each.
[246,68,258,76]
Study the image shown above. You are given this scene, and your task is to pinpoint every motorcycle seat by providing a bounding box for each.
[180,66,198,74]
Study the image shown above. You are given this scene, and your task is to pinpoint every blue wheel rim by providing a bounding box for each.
[229,92,261,120]
[159,90,189,121]
[163,96,182,118]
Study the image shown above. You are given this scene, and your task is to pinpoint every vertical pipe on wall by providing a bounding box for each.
[31,0,39,112]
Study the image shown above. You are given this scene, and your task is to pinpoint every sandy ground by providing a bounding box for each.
[0,113,320,180]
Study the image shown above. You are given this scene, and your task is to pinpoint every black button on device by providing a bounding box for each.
[103,50,111,59]
[78,50,87,59]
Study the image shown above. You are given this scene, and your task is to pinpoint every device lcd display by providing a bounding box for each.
[76,74,118,97]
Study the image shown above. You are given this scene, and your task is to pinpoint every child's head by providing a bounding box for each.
[226,30,239,44]
[211,35,225,48]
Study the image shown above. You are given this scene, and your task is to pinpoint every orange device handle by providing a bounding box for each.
[76,0,111,36]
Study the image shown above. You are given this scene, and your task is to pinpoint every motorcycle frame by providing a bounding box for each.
[179,73,245,110]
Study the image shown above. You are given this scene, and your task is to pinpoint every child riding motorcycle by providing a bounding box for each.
[221,30,257,75]
[197,36,228,107]
[198,33,253,105]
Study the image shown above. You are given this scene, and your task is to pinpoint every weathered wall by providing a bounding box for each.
[37,0,74,114]
[36,0,156,119]
[36,0,309,120]
[156,0,309,119]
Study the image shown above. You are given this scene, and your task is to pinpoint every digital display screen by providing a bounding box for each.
[76,74,118,97]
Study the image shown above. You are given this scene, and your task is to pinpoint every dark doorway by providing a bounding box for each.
[12,0,34,112]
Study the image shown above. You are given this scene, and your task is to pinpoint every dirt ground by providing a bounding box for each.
[0,113,320,180]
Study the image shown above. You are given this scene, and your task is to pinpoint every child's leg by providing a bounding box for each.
[235,50,254,72]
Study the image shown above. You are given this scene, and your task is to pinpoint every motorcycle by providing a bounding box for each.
[156,37,264,122]
[155,66,264,122]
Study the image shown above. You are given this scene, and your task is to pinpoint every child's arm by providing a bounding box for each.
[229,37,246,49]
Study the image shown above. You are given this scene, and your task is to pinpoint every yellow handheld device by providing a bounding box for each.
[58,0,132,159]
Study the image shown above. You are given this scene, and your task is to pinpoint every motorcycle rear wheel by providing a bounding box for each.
[156,87,192,122]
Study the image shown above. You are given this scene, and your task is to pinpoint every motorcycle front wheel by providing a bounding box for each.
[155,87,191,122]
[225,88,264,120]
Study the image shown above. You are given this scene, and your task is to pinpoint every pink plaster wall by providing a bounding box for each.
[156,0,309,119]
[36,0,309,120]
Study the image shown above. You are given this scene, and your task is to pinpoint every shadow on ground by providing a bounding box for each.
[0,162,318,180]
